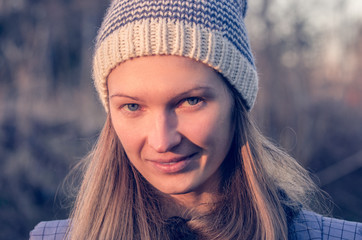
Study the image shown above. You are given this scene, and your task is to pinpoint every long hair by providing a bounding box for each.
[68,82,321,239]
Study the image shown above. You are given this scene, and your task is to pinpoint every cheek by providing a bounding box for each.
[182,108,233,148]
[111,118,144,156]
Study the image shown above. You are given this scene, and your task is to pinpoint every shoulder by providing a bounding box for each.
[29,219,70,240]
[289,210,362,240]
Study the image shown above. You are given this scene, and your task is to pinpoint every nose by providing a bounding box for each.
[147,110,181,153]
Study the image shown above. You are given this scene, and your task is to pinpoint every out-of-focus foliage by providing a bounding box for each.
[0,1,108,239]
[248,0,362,222]
[0,0,361,239]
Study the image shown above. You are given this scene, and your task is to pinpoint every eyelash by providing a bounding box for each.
[119,97,205,115]
[176,97,206,112]
[180,97,204,107]
[124,103,140,112]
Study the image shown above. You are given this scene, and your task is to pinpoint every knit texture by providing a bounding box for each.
[93,0,258,111]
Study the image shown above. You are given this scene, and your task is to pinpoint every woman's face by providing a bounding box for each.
[108,56,234,199]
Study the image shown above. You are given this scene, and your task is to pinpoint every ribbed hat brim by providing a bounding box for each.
[93,18,258,111]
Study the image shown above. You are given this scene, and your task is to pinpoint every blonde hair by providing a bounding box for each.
[67,84,321,239]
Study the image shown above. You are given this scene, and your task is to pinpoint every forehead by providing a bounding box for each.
[107,56,229,96]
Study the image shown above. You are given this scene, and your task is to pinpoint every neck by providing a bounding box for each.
[161,194,214,219]
[161,183,221,219]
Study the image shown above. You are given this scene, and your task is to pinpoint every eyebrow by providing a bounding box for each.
[110,93,140,101]
[110,86,214,100]
[174,86,214,98]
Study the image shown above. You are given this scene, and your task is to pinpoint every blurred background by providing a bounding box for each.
[1,0,361,239]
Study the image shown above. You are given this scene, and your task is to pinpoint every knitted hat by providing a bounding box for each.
[93,0,258,111]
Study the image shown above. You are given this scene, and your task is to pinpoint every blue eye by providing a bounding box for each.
[126,103,139,111]
[186,97,201,105]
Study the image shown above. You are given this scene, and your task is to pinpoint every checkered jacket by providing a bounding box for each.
[29,210,362,239]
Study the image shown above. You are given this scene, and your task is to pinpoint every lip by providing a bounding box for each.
[147,153,197,174]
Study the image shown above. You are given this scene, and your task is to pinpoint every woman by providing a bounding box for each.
[30,0,362,239]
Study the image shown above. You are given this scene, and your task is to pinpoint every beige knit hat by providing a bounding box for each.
[93,0,258,112]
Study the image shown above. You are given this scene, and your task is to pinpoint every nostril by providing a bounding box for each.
[147,129,182,153]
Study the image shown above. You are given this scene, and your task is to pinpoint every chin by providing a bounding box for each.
[153,181,196,196]
[158,186,193,196]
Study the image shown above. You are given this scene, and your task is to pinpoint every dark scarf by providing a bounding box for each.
[163,216,198,240]
[163,191,302,240]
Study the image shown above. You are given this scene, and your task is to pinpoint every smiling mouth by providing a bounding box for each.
[147,153,197,173]
[152,153,197,163]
